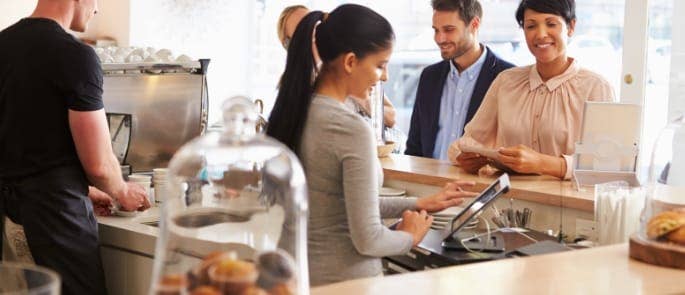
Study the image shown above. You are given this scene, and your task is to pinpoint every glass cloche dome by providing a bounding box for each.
[639,113,685,245]
[150,96,309,295]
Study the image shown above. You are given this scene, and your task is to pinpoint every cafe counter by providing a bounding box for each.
[311,243,685,295]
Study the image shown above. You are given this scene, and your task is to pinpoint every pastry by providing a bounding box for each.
[241,286,268,295]
[190,285,221,295]
[191,251,238,288]
[156,274,187,295]
[665,225,685,245]
[268,283,295,295]
[646,210,685,239]
[256,251,296,290]
[208,258,258,295]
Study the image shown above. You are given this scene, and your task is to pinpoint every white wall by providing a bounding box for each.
[0,0,127,43]
[128,0,251,124]
[0,0,37,29]
[87,0,130,46]
[1,0,251,124]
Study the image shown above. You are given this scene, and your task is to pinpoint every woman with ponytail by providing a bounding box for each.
[267,4,477,285]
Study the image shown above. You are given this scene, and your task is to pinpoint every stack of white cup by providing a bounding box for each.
[153,168,169,203]
[128,173,153,204]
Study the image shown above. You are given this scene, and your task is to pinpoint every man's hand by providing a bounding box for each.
[88,186,113,216]
[416,181,478,213]
[114,183,151,212]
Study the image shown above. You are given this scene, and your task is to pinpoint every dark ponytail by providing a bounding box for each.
[267,4,395,154]
[267,11,325,153]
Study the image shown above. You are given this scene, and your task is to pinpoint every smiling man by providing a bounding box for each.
[405,0,514,160]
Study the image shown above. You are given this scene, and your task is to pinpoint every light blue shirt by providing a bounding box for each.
[432,46,488,160]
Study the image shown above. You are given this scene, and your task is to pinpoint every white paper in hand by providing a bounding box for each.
[460,144,501,160]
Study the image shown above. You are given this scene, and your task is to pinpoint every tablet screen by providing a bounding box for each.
[440,174,510,240]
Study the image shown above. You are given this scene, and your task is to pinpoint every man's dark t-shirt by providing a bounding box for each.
[0,18,103,178]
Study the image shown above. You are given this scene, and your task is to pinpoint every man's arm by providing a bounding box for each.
[69,109,149,211]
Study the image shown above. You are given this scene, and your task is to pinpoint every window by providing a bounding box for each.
[250,0,627,135]
[640,0,679,173]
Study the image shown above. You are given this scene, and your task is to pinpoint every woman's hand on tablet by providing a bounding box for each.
[396,210,433,246]
[416,181,478,213]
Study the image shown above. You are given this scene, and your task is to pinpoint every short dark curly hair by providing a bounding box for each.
[515,0,576,27]
[431,0,483,24]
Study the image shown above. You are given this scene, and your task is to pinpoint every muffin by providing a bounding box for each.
[241,286,269,295]
[647,210,685,239]
[190,285,221,295]
[268,283,295,295]
[156,274,187,295]
[665,225,685,245]
[208,258,258,295]
[192,251,239,287]
[255,251,296,290]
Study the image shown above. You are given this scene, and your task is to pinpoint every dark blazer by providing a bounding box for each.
[405,46,514,158]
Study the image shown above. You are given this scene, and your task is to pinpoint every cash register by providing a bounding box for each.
[384,174,568,273]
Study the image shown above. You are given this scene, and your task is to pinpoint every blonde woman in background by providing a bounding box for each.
[276,4,399,129]
[277,5,309,49]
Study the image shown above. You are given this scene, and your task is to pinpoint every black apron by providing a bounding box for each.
[0,165,107,295]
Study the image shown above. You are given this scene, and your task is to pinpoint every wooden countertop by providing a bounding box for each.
[311,244,685,295]
[381,154,594,212]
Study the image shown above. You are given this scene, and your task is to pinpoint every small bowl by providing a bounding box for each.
[377,141,396,158]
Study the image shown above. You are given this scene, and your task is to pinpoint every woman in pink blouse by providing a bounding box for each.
[447,0,615,179]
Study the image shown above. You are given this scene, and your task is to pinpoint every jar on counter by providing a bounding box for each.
[631,113,685,269]
[149,97,309,295]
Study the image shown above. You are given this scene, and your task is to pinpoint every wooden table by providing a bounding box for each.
[311,244,685,295]
[381,154,594,212]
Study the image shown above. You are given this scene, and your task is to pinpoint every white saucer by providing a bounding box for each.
[114,209,139,217]
[432,206,464,217]
[433,216,454,221]
[380,187,406,196]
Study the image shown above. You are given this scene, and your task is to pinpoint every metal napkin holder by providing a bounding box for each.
[573,139,640,188]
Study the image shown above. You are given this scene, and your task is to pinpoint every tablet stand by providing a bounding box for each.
[441,230,506,252]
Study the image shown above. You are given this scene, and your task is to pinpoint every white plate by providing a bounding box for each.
[380,187,406,196]
[114,209,139,217]
[433,216,455,221]
[432,206,464,217]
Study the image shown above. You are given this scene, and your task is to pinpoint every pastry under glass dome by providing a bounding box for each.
[640,114,685,236]
[149,96,309,295]
[630,113,685,269]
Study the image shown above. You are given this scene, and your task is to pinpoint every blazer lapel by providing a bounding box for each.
[466,48,497,128]
[426,60,451,155]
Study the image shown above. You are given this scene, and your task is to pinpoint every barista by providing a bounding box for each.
[0,0,150,294]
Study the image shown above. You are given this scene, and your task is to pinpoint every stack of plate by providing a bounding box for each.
[380,187,406,197]
[430,206,478,230]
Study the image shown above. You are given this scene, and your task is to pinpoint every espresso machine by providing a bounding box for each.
[101,59,210,173]
[106,113,133,176]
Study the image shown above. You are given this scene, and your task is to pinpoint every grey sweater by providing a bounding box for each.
[299,95,417,286]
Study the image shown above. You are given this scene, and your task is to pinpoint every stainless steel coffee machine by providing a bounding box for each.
[106,113,133,176]
[102,59,210,173]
